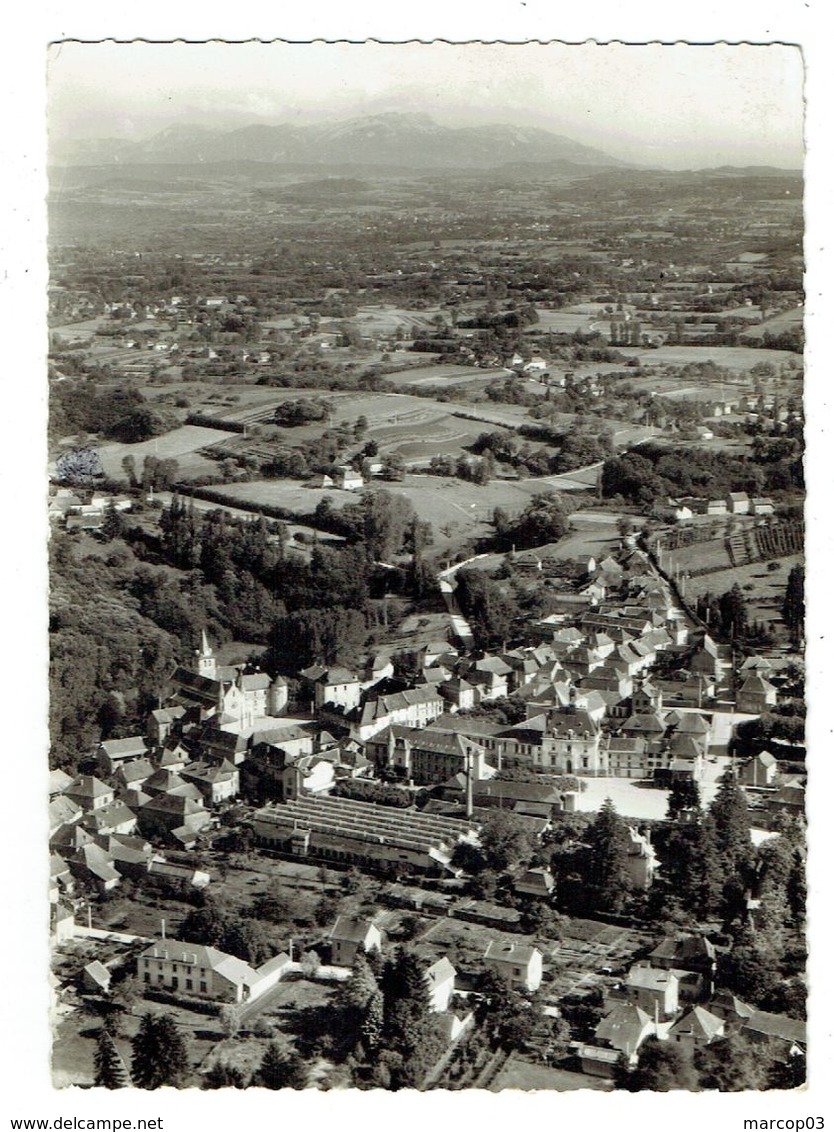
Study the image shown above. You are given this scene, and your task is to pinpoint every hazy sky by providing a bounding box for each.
[47,40,804,169]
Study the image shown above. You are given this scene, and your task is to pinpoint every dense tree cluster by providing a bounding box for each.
[492,491,570,551]
[454,568,516,649]
[273,396,332,427]
[52,483,435,763]
[178,899,285,968]
[51,384,176,445]
[601,439,802,504]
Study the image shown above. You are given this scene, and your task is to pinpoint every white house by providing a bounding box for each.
[334,466,364,491]
[138,940,290,1004]
[425,957,457,1012]
[329,916,383,967]
[483,941,543,992]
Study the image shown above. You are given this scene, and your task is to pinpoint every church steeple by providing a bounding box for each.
[196,631,216,680]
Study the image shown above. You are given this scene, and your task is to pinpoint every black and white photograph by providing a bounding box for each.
[5,6,827,1113]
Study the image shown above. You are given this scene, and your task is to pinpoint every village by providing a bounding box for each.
[48,487,806,1089]
[44,84,807,1094]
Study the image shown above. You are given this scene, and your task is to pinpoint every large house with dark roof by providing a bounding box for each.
[365,725,489,785]
[351,685,446,742]
[138,939,290,1004]
[96,736,149,777]
[65,775,115,813]
[668,1006,725,1054]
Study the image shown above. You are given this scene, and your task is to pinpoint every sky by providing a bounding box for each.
[46,40,805,169]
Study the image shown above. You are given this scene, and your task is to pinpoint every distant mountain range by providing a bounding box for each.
[52,112,632,171]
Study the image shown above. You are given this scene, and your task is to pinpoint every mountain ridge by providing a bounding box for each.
[52,112,632,170]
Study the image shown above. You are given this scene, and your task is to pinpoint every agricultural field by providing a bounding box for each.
[614,371,746,396]
[542,919,656,1003]
[94,424,239,480]
[352,304,450,335]
[203,478,356,515]
[615,344,801,372]
[661,535,735,574]
[529,310,599,334]
[682,556,802,628]
[741,305,804,341]
[387,363,504,389]
[415,917,537,971]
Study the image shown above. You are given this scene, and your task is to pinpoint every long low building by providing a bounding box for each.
[251,794,480,875]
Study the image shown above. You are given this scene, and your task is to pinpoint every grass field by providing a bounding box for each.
[387,363,504,389]
[51,990,223,1088]
[51,316,109,343]
[352,304,448,334]
[473,511,622,574]
[742,306,804,341]
[615,344,801,372]
[203,474,610,556]
[681,556,802,634]
[93,424,238,481]
[490,1057,612,1091]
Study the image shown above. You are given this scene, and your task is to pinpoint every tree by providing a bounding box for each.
[782,565,805,646]
[586,799,633,913]
[767,1053,806,1090]
[360,988,384,1056]
[695,1032,768,1091]
[618,1037,698,1092]
[130,1013,190,1089]
[718,584,748,640]
[717,933,780,1007]
[493,994,538,1052]
[202,1062,247,1089]
[454,568,516,649]
[709,770,753,879]
[519,902,565,939]
[256,1042,309,1090]
[268,608,368,673]
[121,454,138,488]
[314,894,341,927]
[340,953,380,1013]
[93,1027,130,1089]
[299,950,322,979]
[503,492,568,550]
[666,778,701,821]
[218,1004,242,1040]
[479,810,532,871]
[378,948,446,1086]
[101,501,127,542]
